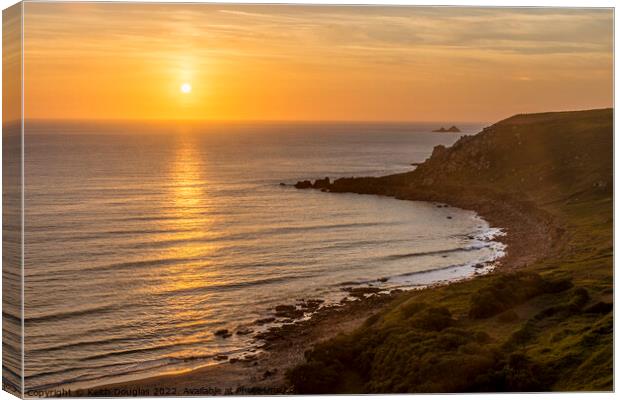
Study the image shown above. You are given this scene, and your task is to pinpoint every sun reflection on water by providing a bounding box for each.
[149,135,225,304]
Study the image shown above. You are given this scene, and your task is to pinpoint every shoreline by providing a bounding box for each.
[79,185,560,397]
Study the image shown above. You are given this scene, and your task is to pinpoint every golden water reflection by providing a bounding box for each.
[149,135,227,307]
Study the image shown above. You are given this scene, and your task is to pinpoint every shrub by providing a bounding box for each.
[473,352,547,392]
[412,307,454,331]
[569,287,590,310]
[399,301,428,319]
[469,273,573,319]
[364,313,380,327]
[286,360,342,394]
[497,310,519,323]
[584,301,613,314]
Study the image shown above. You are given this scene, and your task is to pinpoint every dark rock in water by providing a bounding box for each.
[229,358,240,364]
[279,182,287,186]
[274,304,304,319]
[294,180,312,189]
[433,126,461,133]
[254,317,276,325]
[313,177,331,189]
[255,327,284,342]
[275,304,296,312]
[344,286,382,299]
[447,216,453,219]
[294,177,332,190]
[298,299,324,312]
[215,355,229,361]
[473,263,485,269]
[236,327,254,335]
[214,329,232,338]
[411,162,423,166]
[378,277,388,283]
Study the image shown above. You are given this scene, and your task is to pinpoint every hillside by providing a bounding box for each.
[287,108,613,392]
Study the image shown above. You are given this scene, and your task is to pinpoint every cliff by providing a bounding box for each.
[287,108,613,392]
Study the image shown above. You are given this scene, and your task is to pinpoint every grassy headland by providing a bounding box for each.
[287,108,613,392]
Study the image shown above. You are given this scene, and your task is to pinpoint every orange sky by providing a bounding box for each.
[22,3,613,122]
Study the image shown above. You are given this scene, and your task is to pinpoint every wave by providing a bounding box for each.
[25,304,119,325]
[25,352,220,391]
[28,336,136,355]
[392,262,483,279]
[32,220,390,244]
[381,244,489,261]
[157,272,317,297]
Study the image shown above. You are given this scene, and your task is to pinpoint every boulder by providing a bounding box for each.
[294,180,312,189]
[236,327,254,335]
[214,329,232,338]
[274,304,304,319]
[313,177,331,189]
[254,317,276,325]
[298,299,324,312]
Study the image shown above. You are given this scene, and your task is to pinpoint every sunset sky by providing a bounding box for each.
[23,3,613,122]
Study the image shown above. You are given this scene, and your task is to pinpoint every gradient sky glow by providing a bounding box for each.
[23,3,613,122]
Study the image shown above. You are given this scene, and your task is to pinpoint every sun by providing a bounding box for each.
[180,83,192,94]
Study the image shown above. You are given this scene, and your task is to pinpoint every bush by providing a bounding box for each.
[286,360,342,394]
[399,301,428,319]
[497,310,519,323]
[473,352,547,392]
[569,287,590,310]
[412,307,454,331]
[469,273,573,319]
[584,301,613,314]
[364,313,380,327]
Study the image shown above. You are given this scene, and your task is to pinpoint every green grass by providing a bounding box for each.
[287,108,613,393]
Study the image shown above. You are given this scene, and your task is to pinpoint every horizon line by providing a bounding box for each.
[14,117,493,124]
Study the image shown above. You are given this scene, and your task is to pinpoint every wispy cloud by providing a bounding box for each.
[22,4,613,121]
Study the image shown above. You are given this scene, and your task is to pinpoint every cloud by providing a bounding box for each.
[24,4,612,62]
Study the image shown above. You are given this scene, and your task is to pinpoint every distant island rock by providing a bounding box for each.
[294,177,331,190]
[433,126,461,133]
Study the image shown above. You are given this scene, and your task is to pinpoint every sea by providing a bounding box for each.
[19,121,505,390]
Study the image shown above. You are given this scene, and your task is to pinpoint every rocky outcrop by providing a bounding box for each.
[294,180,313,189]
[274,304,304,319]
[313,177,331,189]
[433,126,461,133]
[294,177,331,190]
[214,329,232,338]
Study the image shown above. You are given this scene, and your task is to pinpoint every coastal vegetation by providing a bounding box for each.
[287,108,613,392]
